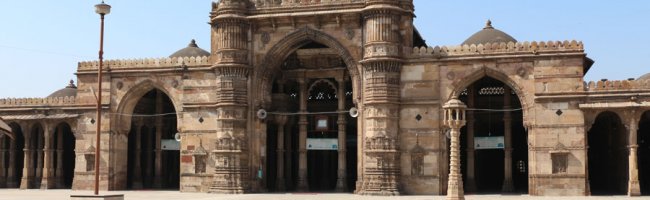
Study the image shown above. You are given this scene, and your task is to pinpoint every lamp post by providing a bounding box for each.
[94,1,110,196]
[443,98,467,200]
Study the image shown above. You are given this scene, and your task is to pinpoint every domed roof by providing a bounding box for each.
[462,20,517,45]
[639,73,650,81]
[169,39,210,58]
[47,80,77,98]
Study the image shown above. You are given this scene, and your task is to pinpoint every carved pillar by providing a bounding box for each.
[40,125,54,189]
[335,77,348,192]
[55,128,64,188]
[153,91,164,188]
[275,115,287,191]
[465,86,477,192]
[0,136,6,188]
[628,113,641,196]
[7,135,17,188]
[296,78,309,191]
[357,1,408,195]
[35,130,44,188]
[20,125,32,189]
[209,0,251,194]
[132,120,143,189]
[444,99,467,200]
[502,87,514,192]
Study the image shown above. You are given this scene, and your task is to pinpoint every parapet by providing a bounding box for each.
[584,79,650,92]
[77,56,211,71]
[0,96,76,107]
[250,0,364,9]
[409,40,584,58]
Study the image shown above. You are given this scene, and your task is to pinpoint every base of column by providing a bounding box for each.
[7,178,17,188]
[0,177,6,188]
[335,178,347,192]
[446,180,465,200]
[152,177,162,188]
[501,179,514,193]
[464,178,476,193]
[40,178,52,189]
[629,180,641,196]
[296,179,309,192]
[131,180,143,189]
[275,178,286,192]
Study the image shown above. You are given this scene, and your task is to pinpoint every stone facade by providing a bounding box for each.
[1,0,650,197]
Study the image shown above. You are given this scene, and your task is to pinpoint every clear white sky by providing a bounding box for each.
[0,1,649,98]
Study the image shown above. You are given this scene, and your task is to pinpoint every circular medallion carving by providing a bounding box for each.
[261,32,270,45]
[446,71,455,80]
[116,81,123,90]
[345,28,355,40]
[517,67,527,78]
[172,80,179,88]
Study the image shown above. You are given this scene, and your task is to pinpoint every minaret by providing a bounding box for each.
[209,0,252,194]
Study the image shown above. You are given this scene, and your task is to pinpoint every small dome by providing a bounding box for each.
[47,80,77,98]
[169,39,210,58]
[638,73,650,81]
[462,20,517,45]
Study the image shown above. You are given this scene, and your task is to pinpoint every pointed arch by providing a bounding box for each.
[448,67,531,125]
[256,27,361,104]
[115,80,181,134]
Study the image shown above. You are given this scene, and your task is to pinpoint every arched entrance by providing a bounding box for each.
[637,111,650,194]
[24,123,44,189]
[52,123,75,188]
[588,111,627,195]
[458,76,528,194]
[265,41,358,192]
[2,123,24,188]
[126,89,179,190]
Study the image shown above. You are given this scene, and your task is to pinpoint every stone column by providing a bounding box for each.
[628,115,641,196]
[502,87,514,193]
[297,78,309,191]
[132,121,144,189]
[0,136,6,188]
[35,132,44,188]
[7,136,17,188]
[335,77,348,192]
[40,126,54,189]
[444,98,467,200]
[210,1,251,193]
[20,127,32,189]
[465,86,477,192]
[153,91,164,188]
[55,130,64,188]
[275,115,287,191]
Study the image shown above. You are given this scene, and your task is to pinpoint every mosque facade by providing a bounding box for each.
[1,0,650,196]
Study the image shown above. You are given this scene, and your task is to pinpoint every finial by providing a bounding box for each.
[188,39,198,47]
[484,19,494,29]
[67,79,77,88]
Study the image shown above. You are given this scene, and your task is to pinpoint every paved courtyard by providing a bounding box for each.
[0,190,649,200]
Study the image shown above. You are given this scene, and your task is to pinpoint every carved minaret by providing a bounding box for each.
[209,0,251,194]
[357,0,413,195]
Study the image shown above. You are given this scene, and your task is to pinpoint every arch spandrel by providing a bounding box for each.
[255,27,362,105]
[113,80,182,135]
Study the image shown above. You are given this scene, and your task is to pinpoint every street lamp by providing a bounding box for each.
[443,98,467,200]
[94,1,110,196]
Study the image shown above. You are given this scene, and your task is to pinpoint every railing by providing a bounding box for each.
[250,0,363,8]
[78,56,210,71]
[410,40,584,58]
[0,96,76,106]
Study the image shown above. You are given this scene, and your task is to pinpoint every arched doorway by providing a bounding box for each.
[52,123,75,188]
[458,76,528,194]
[637,111,650,194]
[265,41,358,192]
[2,123,24,188]
[24,123,45,189]
[588,111,627,195]
[126,89,179,190]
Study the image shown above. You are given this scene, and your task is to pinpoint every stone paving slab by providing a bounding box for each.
[0,190,649,200]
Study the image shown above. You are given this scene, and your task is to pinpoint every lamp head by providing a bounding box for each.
[95,1,111,15]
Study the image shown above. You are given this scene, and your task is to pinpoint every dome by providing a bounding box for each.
[462,20,517,45]
[169,39,210,58]
[47,80,77,98]
[638,73,650,81]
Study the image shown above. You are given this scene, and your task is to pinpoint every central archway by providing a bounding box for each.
[126,89,179,190]
[587,111,627,195]
[458,76,528,194]
[263,39,358,193]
